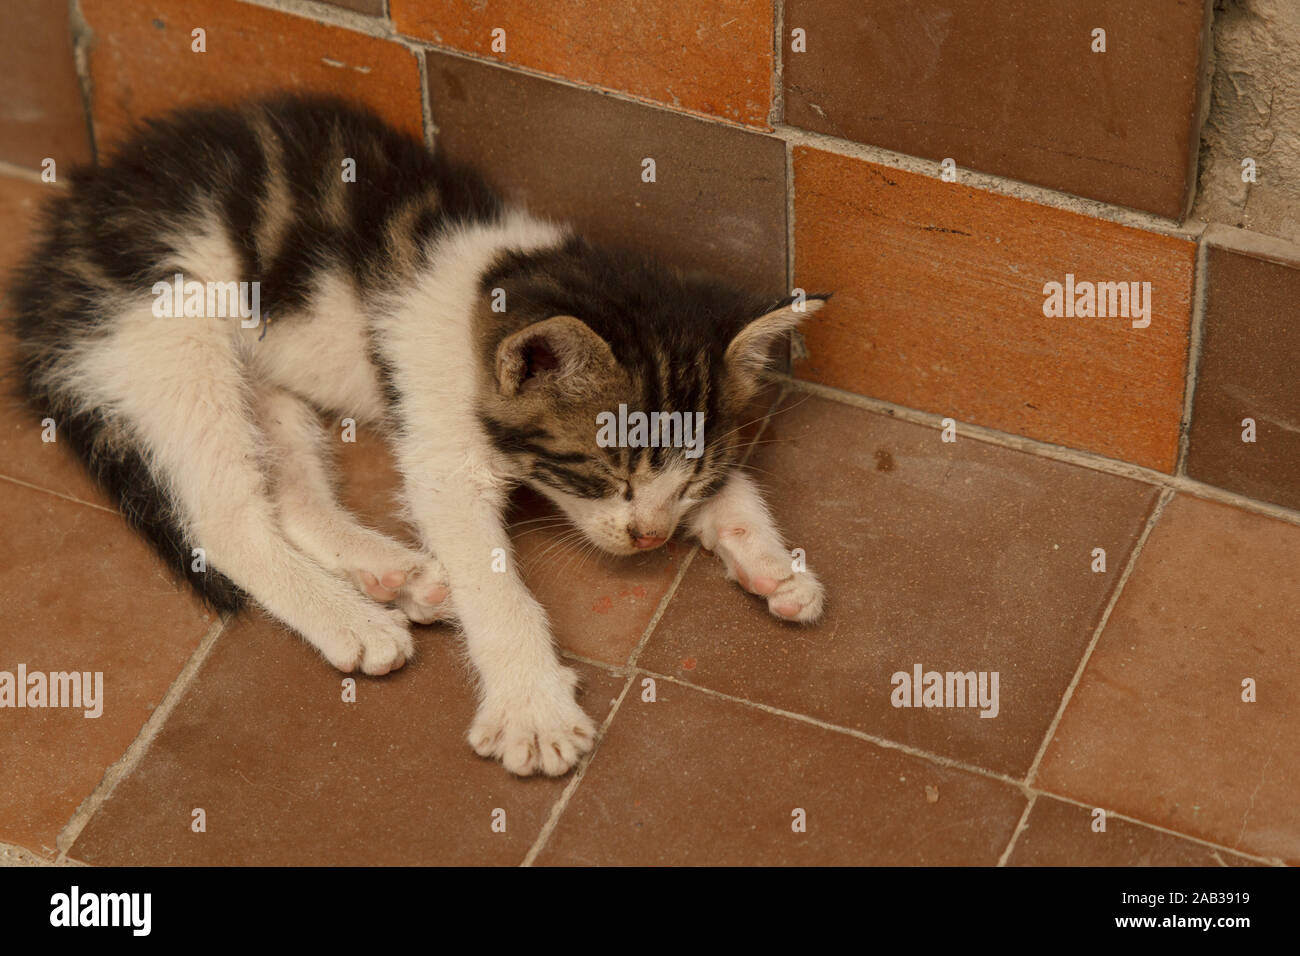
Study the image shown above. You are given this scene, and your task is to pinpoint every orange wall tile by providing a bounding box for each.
[81,0,424,151]
[793,147,1196,472]
[392,0,773,127]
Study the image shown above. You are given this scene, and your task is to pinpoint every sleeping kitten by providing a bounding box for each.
[7,95,825,776]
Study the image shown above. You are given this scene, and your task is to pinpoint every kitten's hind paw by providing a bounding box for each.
[313,603,414,676]
[395,557,455,625]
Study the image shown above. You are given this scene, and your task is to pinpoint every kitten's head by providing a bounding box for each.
[476,237,826,555]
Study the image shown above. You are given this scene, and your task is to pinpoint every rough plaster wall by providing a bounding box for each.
[1193,0,1300,242]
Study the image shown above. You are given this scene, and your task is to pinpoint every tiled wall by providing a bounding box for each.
[2,1,1295,509]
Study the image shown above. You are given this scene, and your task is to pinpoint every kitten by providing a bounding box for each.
[7,95,825,776]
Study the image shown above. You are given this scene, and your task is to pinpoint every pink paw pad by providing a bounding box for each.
[359,571,398,601]
[772,601,802,619]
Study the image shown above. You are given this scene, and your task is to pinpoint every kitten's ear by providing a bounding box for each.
[725,295,828,378]
[495,315,616,398]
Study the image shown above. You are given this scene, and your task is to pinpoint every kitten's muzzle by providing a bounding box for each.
[632,534,668,550]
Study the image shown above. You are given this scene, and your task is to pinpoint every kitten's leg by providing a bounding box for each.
[80,314,413,673]
[689,473,825,622]
[397,448,596,776]
[256,387,453,624]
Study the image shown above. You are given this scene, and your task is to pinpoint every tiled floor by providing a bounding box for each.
[1,173,1296,866]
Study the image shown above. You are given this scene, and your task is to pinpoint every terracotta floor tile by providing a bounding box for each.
[425,50,787,295]
[396,0,774,127]
[1036,494,1300,863]
[0,331,116,509]
[0,176,114,506]
[80,0,424,151]
[1007,796,1260,867]
[1186,243,1300,512]
[69,613,626,865]
[536,679,1026,865]
[793,146,1196,472]
[783,0,1207,218]
[0,483,215,856]
[640,393,1160,777]
[0,0,92,170]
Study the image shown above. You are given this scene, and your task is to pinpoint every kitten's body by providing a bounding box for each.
[8,96,823,775]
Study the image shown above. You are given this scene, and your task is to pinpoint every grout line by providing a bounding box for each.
[67,0,97,163]
[53,615,229,859]
[784,139,795,292]
[777,124,1204,240]
[414,46,436,150]
[240,0,771,134]
[246,0,1300,267]
[1028,787,1288,867]
[0,474,120,516]
[1176,234,1211,475]
[520,389,786,866]
[1023,487,1175,788]
[996,793,1038,867]
[519,654,638,867]
[520,544,703,867]
[239,0,405,41]
[769,0,785,128]
[775,374,1300,529]
[642,668,1026,788]
[557,648,625,673]
[0,840,63,866]
[0,161,65,187]
[642,667,1288,866]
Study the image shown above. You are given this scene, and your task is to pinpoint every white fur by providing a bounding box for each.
[57,202,820,776]
[373,211,598,776]
[689,472,825,622]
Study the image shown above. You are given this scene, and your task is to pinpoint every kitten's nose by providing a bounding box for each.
[631,532,668,550]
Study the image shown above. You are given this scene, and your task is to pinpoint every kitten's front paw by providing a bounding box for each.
[468,669,597,776]
[765,569,825,623]
[712,532,826,624]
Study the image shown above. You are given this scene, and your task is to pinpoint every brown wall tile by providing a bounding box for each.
[0,0,92,170]
[792,146,1196,471]
[81,0,424,151]
[1185,244,1300,512]
[395,0,774,127]
[783,0,1208,218]
[426,51,787,294]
